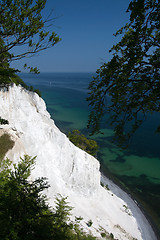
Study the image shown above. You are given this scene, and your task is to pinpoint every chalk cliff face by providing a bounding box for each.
[0,84,142,239]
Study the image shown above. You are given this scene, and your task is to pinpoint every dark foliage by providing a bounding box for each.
[87,0,160,146]
[0,155,97,240]
[68,130,98,157]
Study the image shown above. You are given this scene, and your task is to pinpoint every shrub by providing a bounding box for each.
[0,71,41,97]
[0,117,9,125]
[86,219,93,227]
[68,130,98,157]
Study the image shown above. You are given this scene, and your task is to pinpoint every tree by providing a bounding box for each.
[87,0,160,146]
[52,194,74,240]
[0,0,60,71]
[0,0,59,98]
[0,155,71,240]
[0,155,54,240]
[0,155,97,240]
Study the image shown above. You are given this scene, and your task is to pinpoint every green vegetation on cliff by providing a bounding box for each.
[0,155,97,240]
[68,130,98,157]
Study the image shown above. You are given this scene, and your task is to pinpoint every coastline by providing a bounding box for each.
[101,172,158,240]
[1,83,146,240]
[18,72,160,238]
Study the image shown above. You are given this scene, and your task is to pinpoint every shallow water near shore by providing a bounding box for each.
[19,72,160,232]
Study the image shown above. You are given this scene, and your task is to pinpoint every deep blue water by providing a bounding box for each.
[18,72,160,228]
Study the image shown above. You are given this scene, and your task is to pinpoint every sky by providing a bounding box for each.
[11,0,131,73]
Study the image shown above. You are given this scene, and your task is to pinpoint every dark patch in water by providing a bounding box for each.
[46,107,59,115]
[109,155,126,163]
[54,120,73,133]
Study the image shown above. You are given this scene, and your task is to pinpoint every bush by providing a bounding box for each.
[12,74,42,97]
[0,67,17,85]
[0,117,9,125]
[86,219,93,227]
[0,69,41,97]
[68,130,98,157]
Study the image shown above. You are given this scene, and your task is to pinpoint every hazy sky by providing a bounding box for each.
[11,0,131,73]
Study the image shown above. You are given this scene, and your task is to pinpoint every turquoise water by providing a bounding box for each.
[19,72,160,228]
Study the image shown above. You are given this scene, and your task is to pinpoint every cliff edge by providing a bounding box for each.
[0,84,156,239]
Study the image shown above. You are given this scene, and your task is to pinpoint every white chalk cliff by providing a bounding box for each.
[0,84,156,240]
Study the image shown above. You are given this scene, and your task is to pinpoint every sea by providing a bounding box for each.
[19,72,160,231]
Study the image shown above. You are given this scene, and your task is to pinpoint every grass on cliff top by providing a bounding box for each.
[0,133,14,160]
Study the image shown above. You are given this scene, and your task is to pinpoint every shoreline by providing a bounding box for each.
[100,171,158,240]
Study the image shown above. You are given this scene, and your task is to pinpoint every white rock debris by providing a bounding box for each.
[0,84,156,240]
